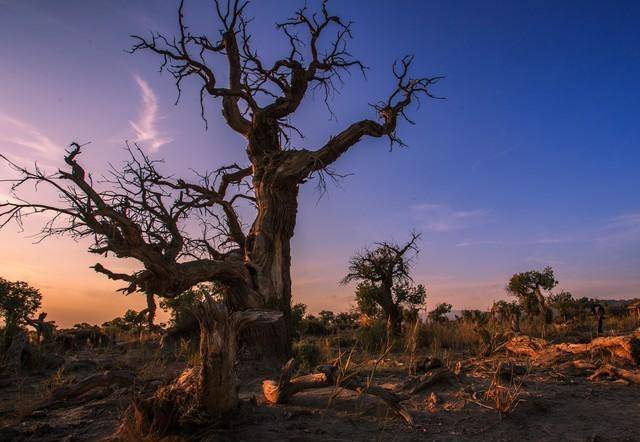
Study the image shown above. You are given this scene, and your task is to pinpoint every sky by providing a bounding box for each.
[0,0,639,327]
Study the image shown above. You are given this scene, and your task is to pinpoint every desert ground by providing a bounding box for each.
[2,312,640,442]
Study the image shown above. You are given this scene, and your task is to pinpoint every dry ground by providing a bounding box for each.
[1,334,639,442]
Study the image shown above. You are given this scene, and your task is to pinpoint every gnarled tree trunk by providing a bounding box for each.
[1,0,441,385]
[242,167,299,359]
[124,296,282,438]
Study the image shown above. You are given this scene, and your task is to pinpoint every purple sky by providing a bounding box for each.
[1,0,639,326]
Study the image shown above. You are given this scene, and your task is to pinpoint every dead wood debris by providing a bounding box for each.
[33,369,135,411]
[397,367,455,395]
[588,363,640,384]
[506,332,640,385]
[506,334,640,366]
[262,359,415,426]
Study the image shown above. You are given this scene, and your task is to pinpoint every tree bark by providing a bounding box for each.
[243,162,300,358]
[379,285,402,335]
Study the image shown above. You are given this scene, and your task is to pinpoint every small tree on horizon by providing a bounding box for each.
[0,277,42,350]
[343,232,426,333]
[506,266,558,319]
[427,302,452,323]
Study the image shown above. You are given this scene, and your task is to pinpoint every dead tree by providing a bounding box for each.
[0,0,442,355]
[25,312,56,344]
[342,232,425,333]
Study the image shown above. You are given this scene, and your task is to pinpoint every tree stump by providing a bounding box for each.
[122,296,282,438]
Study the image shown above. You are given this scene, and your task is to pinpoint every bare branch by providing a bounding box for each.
[302,56,442,175]
[0,144,259,305]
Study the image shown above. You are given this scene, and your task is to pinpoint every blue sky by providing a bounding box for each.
[0,0,638,325]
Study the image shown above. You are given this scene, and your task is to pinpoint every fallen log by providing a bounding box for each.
[506,333,640,366]
[555,335,640,366]
[262,360,336,404]
[262,360,414,426]
[557,359,597,376]
[588,364,640,384]
[415,356,443,373]
[506,336,557,363]
[34,369,135,410]
[397,367,453,395]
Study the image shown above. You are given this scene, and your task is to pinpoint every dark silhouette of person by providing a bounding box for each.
[592,302,605,335]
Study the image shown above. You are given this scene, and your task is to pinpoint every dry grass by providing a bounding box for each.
[41,366,74,393]
[116,398,168,442]
[466,361,529,418]
[483,362,528,417]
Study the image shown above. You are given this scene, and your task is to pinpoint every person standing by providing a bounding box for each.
[593,302,605,336]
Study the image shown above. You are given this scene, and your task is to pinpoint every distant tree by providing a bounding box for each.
[162,283,222,326]
[298,314,327,336]
[490,300,522,332]
[101,316,129,333]
[124,309,147,330]
[507,267,558,319]
[491,300,521,322]
[73,322,95,329]
[428,302,452,323]
[458,309,488,326]
[343,232,426,333]
[354,282,383,318]
[547,290,580,322]
[25,312,57,344]
[291,303,307,334]
[319,310,335,326]
[0,278,42,350]
[103,308,156,334]
[334,311,359,330]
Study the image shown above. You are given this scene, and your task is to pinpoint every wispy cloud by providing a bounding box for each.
[598,213,640,241]
[412,203,491,232]
[526,256,567,266]
[0,112,62,160]
[129,75,172,152]
[455,238,570,248]
[455,240,499,247]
